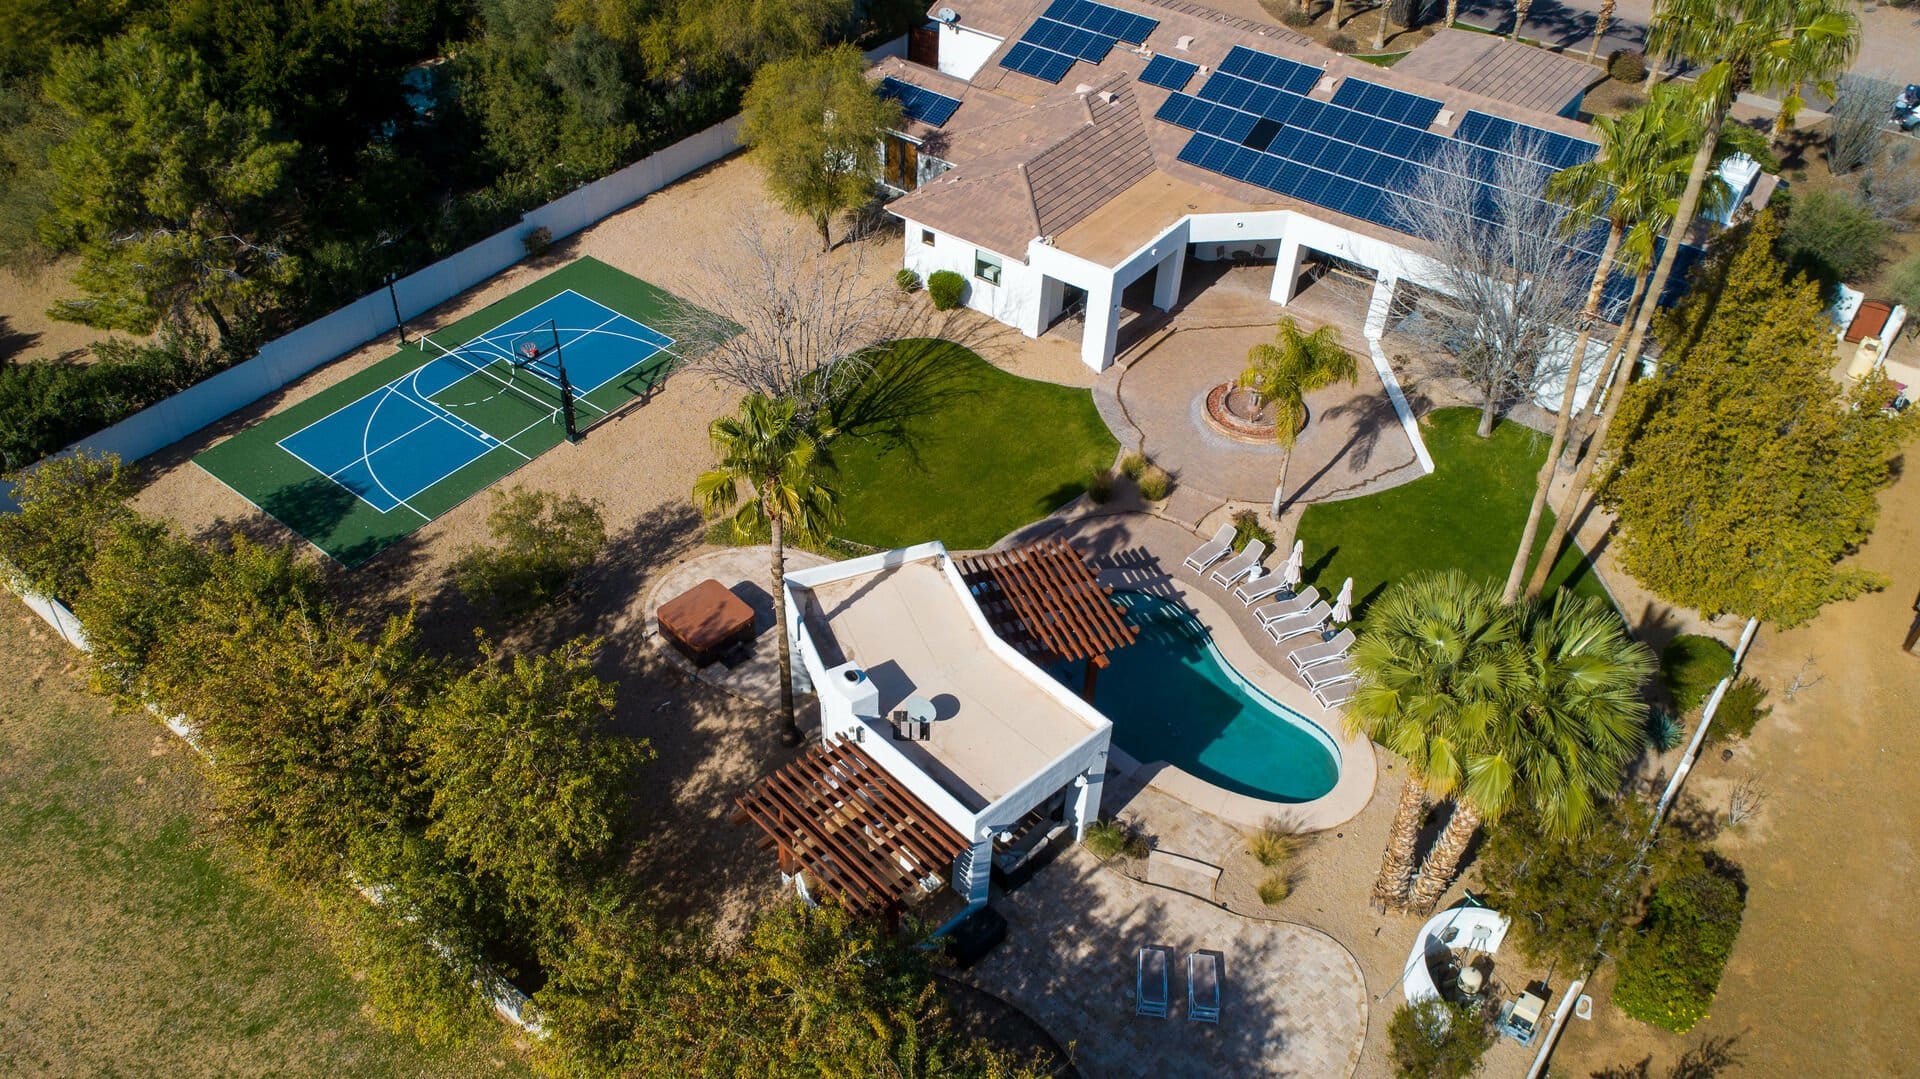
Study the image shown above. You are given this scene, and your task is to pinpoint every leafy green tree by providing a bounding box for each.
[1407,590,1649,911]
[1347,571,1519,913]
[740,44,902,249]
[1387,997,1495,1079]
[695,393,842,742]
[1777,188,1893,292]
[1238,317,1356,517]
[334,893,496,1050]
[1888,253,1920,329]
[1612,850,1747,1032]
[417,637,647,914]
[640,0,853,79]
[450,486,607,619]
[69,516,208,701]
[41,29,299,346]
[1600,212,1916,626]
[0,325,222,469]
[0,449,135,602]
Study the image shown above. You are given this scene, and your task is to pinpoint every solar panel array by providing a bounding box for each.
[878,76,962,128]
[1138,55,1198,92]
[1001,0,1159,83]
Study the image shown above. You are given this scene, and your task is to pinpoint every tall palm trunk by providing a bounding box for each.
[1524,266,1651,598]
[1270,447,1294,517]
[1445,0,1458,26]
[1409,801,1482,913]
[1373,777,1429,912]
[1503,221,1623,602]
[1586,0,1615,61]
[1332,0,1345,28]
[1373,0,1390,50]
[1510,0,1532,40]
[769,509,802,743]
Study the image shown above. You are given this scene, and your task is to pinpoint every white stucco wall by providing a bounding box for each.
[901,225,1045,336]
[938,23,1003,81]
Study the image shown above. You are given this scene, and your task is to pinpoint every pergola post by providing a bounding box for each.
[1081,654,1109,702]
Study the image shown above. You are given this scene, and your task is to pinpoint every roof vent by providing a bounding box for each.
[1314,76,1337,96]
[1432,108,1454,128]
[1098,90,1117,104]
[936,6,958,22]
[1176,34,1195,51]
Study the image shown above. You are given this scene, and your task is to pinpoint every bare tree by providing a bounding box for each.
[1396,138,1592,437]
[1863,141,1920,225]
[1826,74,1897,175]
[1723,776,1768,828]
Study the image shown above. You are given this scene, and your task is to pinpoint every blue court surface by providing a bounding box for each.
[276,289,672,516]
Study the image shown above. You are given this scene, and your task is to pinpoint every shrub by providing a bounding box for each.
[1119,449,1149,480]
[1704,676,1771,744]
[1083,818,1149,860]
[1282,10,1314,27]
[926,269,966,310]
[894,267,922,293]
[1644,709,1687,752]
[1086,467,1114,503]
[1889,254,1920,331]
[1862,146,1920,225]
[451,487,608,619]
[1613,851,1747,1033]
[1136,465,1173,501]
[1231,509,1275,553]
[1661,634,1733,713]
[1248,821,1306,867]
[1388,998,1495,1079]
[0,450,136,603]
[1327,33,1358,53]
[1778,189,1893,293]
[0,326,223,471]
[1608,49,1647,83]
[522,225,553,258]
[1256,872,1291,905]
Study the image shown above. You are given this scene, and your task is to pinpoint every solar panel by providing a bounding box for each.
[1000,40,1077,83]
[877,77,961,128]
[1139,55,1197,91]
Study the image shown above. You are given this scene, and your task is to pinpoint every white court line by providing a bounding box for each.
[467,324,669,400]
[355,383,436,520]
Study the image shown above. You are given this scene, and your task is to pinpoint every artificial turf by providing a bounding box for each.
[829,339,1118,550]
[1294,407,1611,621]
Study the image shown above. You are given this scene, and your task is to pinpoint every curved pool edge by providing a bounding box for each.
[1096,574,1378,834]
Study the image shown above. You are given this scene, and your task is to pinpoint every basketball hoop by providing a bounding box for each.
[519,340,541,361]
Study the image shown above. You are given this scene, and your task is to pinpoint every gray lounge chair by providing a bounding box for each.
[1188,952,1220,1023]
[1304,657,1357,690]
[1315,681,1356,708]
[1181,524,1236,573]
[1252,586,1320,625]
[1288,629,1355,672]
[1264,602,1331,644]
[1233,574,1292,606]
[1207,539,1267,588]
[1136,946,1170,1018]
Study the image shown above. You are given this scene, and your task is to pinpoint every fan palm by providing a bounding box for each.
[1238,317,1357,518]
[1345,571,1520,912]
[1407,592,1651,911]
[693,393,842,742]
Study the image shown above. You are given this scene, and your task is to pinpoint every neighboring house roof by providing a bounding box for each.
[1391,29,1600,117]
[930,0,1045,39]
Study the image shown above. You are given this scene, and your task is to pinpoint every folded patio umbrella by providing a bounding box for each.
[1332,577,1354,624]
[1280,540,1305,589]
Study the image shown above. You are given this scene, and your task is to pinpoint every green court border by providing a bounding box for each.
[195,257,699,567]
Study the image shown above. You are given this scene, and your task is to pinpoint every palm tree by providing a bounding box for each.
[1586,0,1616,60]
[1238,317,1357,518]
[1346,572,1520,912]
[693,393,842,743]
[1406,591,1651,911]
[1511,0,1533,40]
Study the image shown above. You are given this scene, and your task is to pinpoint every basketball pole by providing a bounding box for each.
[546,318,579,442]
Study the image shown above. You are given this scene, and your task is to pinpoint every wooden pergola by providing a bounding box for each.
[733,738,970,918]
[956,538,1138,699]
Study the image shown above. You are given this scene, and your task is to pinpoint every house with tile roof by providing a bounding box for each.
[873,0,1734,383]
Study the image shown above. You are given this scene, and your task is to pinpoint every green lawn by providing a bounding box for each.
[829,339,1119,550]
[1294,407,1611,621]
[0,610,525,1078]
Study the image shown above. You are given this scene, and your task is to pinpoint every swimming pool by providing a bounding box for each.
[1055,590,1342,802]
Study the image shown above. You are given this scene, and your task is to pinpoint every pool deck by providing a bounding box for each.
[1030,510,1377,833]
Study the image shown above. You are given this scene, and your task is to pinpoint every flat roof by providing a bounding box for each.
[797,555,1102,813]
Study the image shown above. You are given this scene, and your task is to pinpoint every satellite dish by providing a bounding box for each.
[937,6,959,22]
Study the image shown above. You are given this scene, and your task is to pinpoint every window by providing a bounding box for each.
[921,228,936,247]
[974,251,1003,286]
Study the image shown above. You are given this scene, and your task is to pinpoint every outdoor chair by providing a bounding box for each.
[1136,946,1170,1018]
[1232,574,1292,606]
[1207,540,1267,588]
[1304,657,1357,691]
[1287,629,1354,672]
[1314,681,1356,708]
[1182,524,1236,573]
[1252,586,1319,625]
[1187,952,1220,1024]
[1263,603,1331,645]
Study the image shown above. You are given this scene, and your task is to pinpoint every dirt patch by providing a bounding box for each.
[0,258,140,365]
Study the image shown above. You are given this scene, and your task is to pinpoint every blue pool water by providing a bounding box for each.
[1055,590,1341,802]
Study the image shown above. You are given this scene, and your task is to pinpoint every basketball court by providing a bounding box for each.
[195,258,696,565]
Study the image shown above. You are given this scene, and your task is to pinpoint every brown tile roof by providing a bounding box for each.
[926,0,1045,39]
[1390,29,1601,117]
[1027,83,1156,235]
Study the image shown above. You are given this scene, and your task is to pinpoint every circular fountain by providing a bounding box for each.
[1203,382,1308,444]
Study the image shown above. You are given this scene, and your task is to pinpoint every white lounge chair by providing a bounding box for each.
[1232,574,1292,606]
[1188,951,1220,1024]
[1304,657,1357,690]
[1252,586,1320,625]
[1181,524,1236,573]
[1207,539,1267,588]
[1137,946,1170,1018]
[1288,629,1355,672]
[1315,682,1356,708]
[1264,602,1330,643]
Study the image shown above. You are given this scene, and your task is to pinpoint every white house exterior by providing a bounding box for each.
[783,542,1113,909]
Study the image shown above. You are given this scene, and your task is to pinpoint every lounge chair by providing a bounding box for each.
[1136,946,1170,1018]
[1315,682,1356,708]
[1263,602,1330,644]
[1188,951,1220,1024]
[1181,524,1236,573]
[1288,629,1355,672]
[1232,574,1292,606]
[1252,586,1320,625]
[1207,539,1267,588]
[1304,657,1357,690]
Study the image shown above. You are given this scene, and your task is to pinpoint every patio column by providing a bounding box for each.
[1151,247,1184,311]
[1270,235,1306,304]
[1080,276,1121,370]
[952,836,993,905]
[1365,274,1398,339]
[1066,769,1104,841]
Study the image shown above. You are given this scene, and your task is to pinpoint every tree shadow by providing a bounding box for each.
[0,316,39,363]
